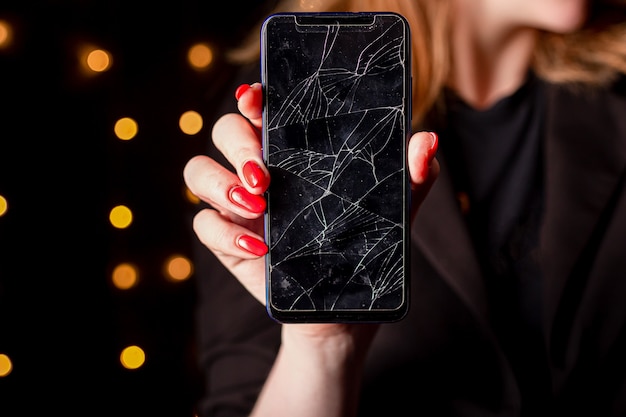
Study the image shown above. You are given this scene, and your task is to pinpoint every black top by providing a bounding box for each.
[440,73,550,413]
[193,64,626,417]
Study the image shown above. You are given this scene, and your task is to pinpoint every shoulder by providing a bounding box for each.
[545,72,626,103]
[543,73,626,128]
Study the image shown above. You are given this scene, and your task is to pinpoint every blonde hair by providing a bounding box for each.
[228,0,626,125]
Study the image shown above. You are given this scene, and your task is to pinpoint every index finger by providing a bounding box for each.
[235,82,263,130]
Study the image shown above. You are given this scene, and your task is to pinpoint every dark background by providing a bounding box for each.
[0,1,274,415]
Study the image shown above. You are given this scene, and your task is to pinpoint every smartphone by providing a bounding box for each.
[261,12,411,323]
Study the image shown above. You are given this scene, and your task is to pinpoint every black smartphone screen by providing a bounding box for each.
[261,12,411,323]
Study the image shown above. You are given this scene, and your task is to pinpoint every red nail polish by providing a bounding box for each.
[237,235,268,256]
[235,84,250,100]
[242,161,268,189]
[229,186,266,213]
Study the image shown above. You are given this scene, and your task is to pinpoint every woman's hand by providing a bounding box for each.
[408,129,440,221]
[184,81,439,306]
[183,82,440,416]
[183,83,268,303]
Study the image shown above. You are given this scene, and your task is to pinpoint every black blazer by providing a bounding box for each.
[193,74,626,417]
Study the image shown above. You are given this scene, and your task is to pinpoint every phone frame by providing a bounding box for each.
[261,11,412,323]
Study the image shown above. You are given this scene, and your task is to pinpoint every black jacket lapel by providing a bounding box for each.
[412,157,489,324]
[411,77,626,340]
[541,79,626,361]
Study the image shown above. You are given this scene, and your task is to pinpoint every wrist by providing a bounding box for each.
[281,323,377,372]
[250,324,378,417]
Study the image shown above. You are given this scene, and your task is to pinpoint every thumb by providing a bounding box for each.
[407,131,440,220]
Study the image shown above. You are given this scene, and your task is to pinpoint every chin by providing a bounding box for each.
[541,0,589,33]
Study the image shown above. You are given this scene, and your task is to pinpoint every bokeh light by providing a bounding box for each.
[114,117,138,140]
[0,354,13,377]
[0,195,7,217]
[109,205,133,229]
[112,262,139,290]
[78,44,113,76]
[179,110,203,135]
[0,2,265,413]
[86,49,111,72]
[0,20,12,49]
[187,42,213,69]
[164,255,193,281]
[120,345,145,370]
[184,186,200,204]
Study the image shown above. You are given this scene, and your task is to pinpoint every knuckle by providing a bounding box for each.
[193,209,224,251]
[212,113,242,149]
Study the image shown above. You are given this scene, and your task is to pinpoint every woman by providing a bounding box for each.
[183,0,626,415]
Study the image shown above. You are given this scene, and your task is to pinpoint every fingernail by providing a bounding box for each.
[427,132,439,160]
[242,160,268,189]
[236,234,268,256]
[229,186,266,213]
[235,84,250,100]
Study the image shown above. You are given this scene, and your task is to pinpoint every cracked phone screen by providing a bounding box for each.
[261,13,410,322]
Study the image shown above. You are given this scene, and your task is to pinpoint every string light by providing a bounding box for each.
[0,195,7,217]
[187,42,213,69]
[109,205,133,229]
[77,44,113,76]
[164,255,193,282]
[114,117,138,141]
[0,3,235,411]
[184,186,200,204]
[86,48,112,72]
[179,110,203,135]
[0,354,13,377]
[112,262,139,290]
[120,345,146,370]
[0,20,12,49]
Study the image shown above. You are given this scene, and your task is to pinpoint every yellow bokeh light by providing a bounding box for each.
[109,205,133,229]
[165,255,193,281]
[184,186,200,204]
[114,117,138,140]
[86,49,111,72]
[0,20,12,49]
[120,345,145,370]
[112,263,139,290]
[0,354,13,377]
[0,195,7,217]
[188,43,213,69]
[179,110,203,135]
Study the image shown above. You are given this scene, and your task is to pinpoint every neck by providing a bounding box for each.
[448,3,538,109]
